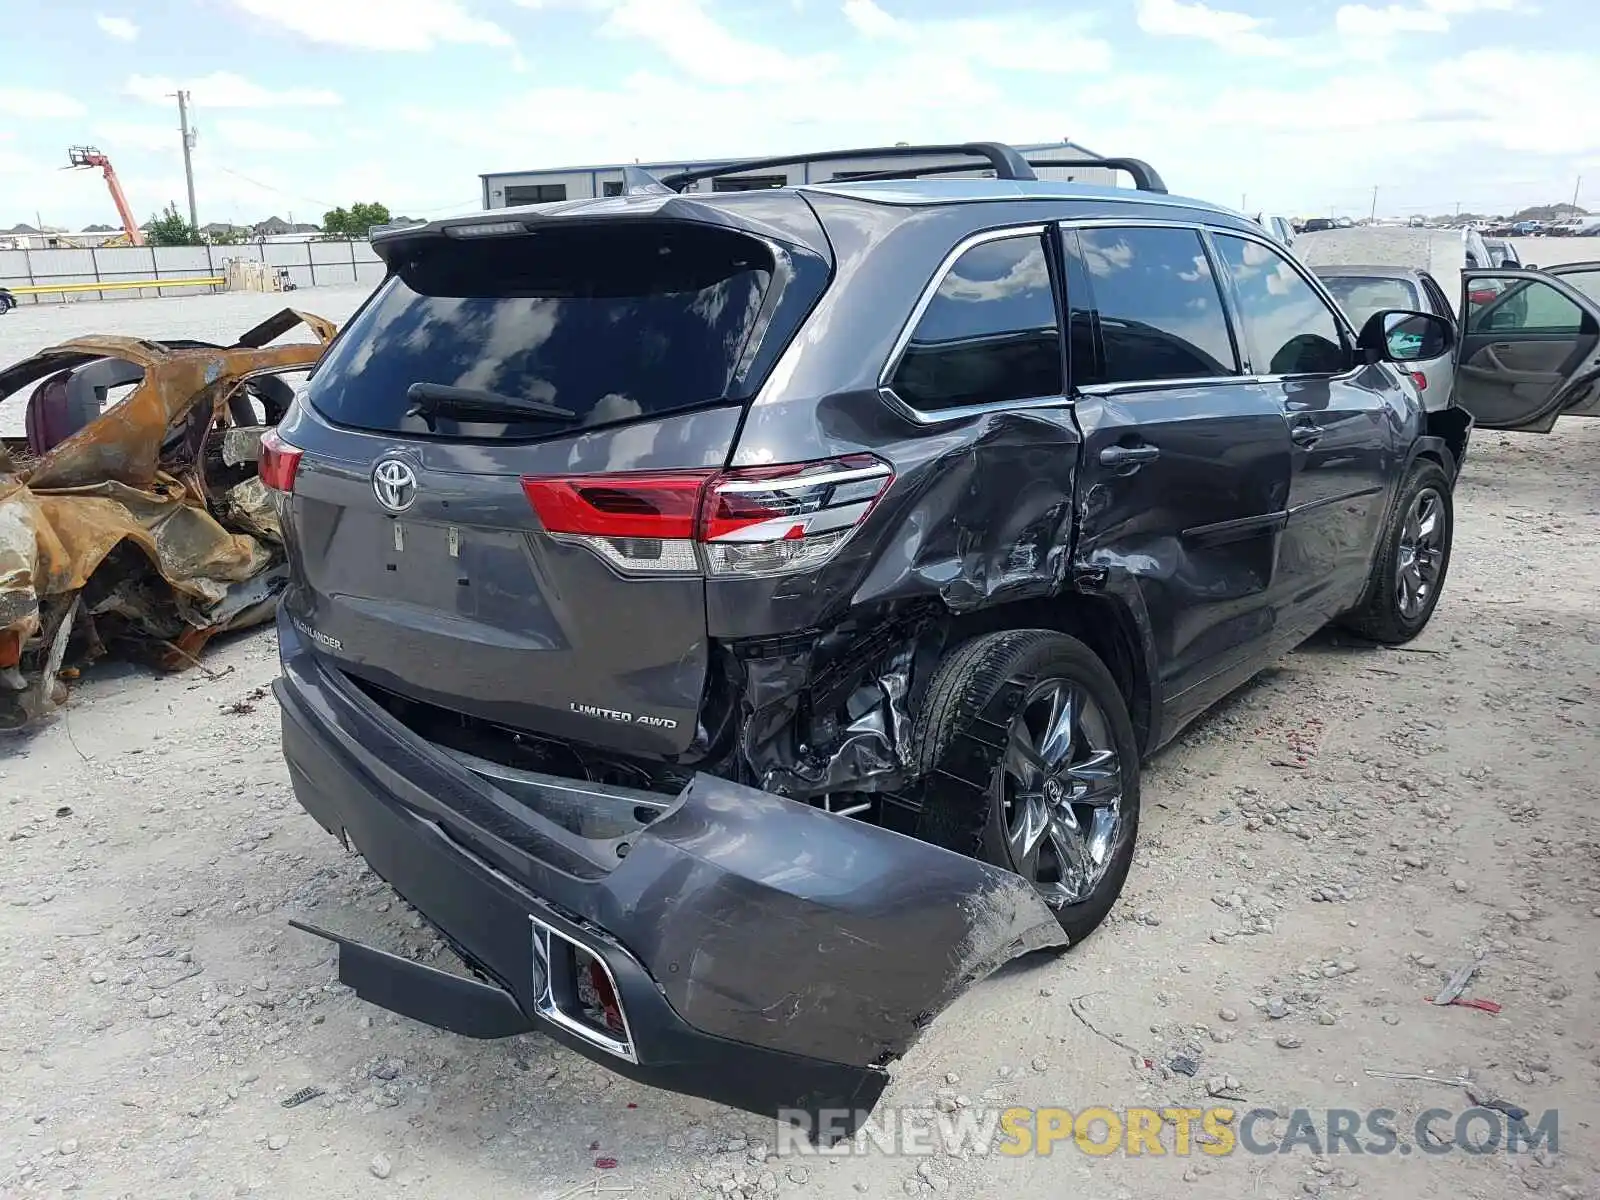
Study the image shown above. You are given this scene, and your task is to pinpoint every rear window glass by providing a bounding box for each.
[1319,275,1421,330]
[306,224,774,437]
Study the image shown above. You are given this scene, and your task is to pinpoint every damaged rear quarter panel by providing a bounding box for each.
[703,199,1084,797]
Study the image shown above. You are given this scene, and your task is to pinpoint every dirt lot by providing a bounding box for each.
[1,288,1597,1200]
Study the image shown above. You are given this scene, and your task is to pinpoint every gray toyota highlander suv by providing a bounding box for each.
[267,142,1599,1130]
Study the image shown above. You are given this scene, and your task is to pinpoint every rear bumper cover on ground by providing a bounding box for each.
[275,613,1065,1125]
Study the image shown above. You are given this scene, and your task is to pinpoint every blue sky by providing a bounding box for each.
[2,0,1594,229]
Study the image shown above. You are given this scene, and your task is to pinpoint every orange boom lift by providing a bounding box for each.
[67,146,147,247]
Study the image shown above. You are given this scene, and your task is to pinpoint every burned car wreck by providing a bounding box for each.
[276,144,1468,1131]
[0,310,335,729]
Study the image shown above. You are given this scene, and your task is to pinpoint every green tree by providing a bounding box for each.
[146,203,198,247]
[321,202,391,239]
[321,205,351,237]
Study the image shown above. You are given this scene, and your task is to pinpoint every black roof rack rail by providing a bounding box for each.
[837,156,1168,194]
[659,142,1038,192]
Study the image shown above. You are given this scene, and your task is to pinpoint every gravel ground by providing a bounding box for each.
[0,287,1597,1199]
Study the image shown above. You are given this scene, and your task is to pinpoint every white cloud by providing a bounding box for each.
[0,87,87,119]
[842,1,1113,74]
[1336,4,1449,35]
[1336,0,1520,37]
[226,0,512,50]
[600,0,834,85]
[212,118,323,152]
[90,122,181,154]
[124,72,342,108]
[1135,0,1283,55]
[96,14,139,40]
[842,0,899,36]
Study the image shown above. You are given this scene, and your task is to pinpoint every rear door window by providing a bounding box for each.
[1213,234,1348,375]
[1074,227,1238,384]
[305,223,779,437]
[887,233,1063,411]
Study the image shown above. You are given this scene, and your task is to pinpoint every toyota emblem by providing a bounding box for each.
[372,458,418,512]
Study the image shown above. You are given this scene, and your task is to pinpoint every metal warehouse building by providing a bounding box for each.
[480,141,1118,208]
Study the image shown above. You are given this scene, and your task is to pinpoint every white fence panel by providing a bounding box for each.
[0,250,29,287]
[156,246,213,272]
[309,241,354,265]
[262,243,309,267]
[29,248,97,276]
[95,247,160,276]
[1,240,375,305]
[310,262,357,286]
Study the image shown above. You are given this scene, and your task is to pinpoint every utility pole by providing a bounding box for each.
[1574,175,1583,210]
[1369,185,1379,223]
[175,90,199,234]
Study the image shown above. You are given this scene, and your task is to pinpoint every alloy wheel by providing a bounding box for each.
[1396,487,1446,620]
[1000,678,1125,908]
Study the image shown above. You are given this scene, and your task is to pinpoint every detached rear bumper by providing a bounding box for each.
[275,614,1064,1127]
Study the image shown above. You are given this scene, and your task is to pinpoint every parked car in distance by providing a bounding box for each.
[1302,217,1338,232]
[1512,220,1546,236]
[0,288,14,315]
[1314,265,1458,409]
[266,141,1600,1130]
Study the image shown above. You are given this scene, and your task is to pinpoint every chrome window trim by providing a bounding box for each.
[876,224,1069,425]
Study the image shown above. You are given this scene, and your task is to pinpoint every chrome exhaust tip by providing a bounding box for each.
[529,915,637,1063]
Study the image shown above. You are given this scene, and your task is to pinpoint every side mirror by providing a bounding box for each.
[1358,310,1454,363]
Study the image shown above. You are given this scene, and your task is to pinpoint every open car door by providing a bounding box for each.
[1457,267,1600,431]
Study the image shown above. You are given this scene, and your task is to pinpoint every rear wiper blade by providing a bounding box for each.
[405,382,577,422]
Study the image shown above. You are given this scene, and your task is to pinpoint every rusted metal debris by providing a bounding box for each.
[0,309,335,729]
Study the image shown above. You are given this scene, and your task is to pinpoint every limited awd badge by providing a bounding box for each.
[372,457,418,513]
[570,701,678,730]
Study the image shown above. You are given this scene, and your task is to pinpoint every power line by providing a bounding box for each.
[210,164,338,211]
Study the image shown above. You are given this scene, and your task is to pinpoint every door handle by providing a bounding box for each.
[1290,423,1324,446]
[1099,444,1161,467]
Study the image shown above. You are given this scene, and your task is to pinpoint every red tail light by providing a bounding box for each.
[258,428,303,493]
[1409,370,1428,391]
[521,455,894,578]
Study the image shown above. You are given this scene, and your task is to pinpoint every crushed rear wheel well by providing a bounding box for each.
[945,594,1152,753]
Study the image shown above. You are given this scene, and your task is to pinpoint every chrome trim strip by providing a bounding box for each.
[712,462,889,493]
[876,386,1069,426]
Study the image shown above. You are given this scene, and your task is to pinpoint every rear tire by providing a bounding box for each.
[910,629,1141,943]
[1341,459,1454,644]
